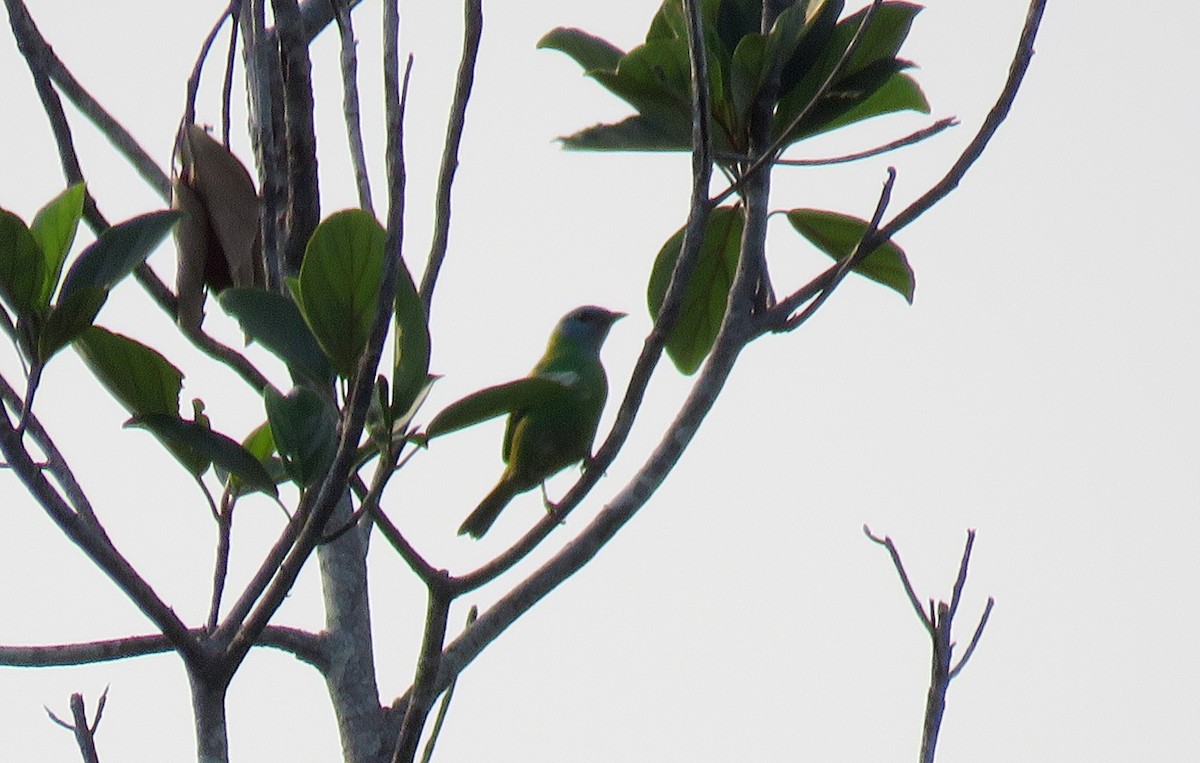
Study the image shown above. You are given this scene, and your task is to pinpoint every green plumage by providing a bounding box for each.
[459,306,624,538]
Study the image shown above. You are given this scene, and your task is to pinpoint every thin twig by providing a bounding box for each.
[189,328,273,393]
[419,606,476,763]
[769,117,957,166]
[0,374,97,522]
[865,527,995,763]
[5,0,171,200]
[949,596,994,679]
[45,689,106,763]
[419,0,483,313]
[863,524,932,634]
[763,0,1048,333]
[392,588,452,763]
[0,406,201,664]
[712,0,886,208]
[222,1,242,146]
[333,0,374,214]
[207,492,236,631]
[450,0,715,595]
[181,4,234,136]
[781,166,896,331]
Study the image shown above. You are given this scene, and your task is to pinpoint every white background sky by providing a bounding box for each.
[1,1,1197,760]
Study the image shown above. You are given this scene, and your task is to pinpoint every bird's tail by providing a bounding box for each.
[459,478,520,538]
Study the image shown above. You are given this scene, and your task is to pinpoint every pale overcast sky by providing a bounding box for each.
[1,1,1197,760]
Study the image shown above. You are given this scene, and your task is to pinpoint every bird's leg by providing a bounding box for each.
[541,484,569,526]
[581,452,606,477]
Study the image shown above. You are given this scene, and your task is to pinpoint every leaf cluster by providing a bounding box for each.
[542,0,923,373]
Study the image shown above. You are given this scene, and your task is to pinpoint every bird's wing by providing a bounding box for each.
[501,369,580,463]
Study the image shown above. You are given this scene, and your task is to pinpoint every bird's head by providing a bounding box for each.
[554,305,625,355]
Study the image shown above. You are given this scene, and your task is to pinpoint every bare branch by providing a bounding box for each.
[866,528,995,763]
[222,7,416,672]
[45,690,106,763]
[0,374,97,522]
[781,166,896,331]
[207,493,236,631]
[181,4,235,135]
[863,524,933,634]
[0,627,328,671]
[271,0,321,274]
[419,606,476,763]
[0,395,201,664]
[764,0,1048,332]
[769,117,957,167]
[419,0,483,313]
[221,2,242,146]
[451,0,716,594]
[4,0,171,199]
[333,0,375,214]
[950,597,994,680]
[392,589,452,763]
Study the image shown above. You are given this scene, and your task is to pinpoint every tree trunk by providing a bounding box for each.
[318,493,388,763]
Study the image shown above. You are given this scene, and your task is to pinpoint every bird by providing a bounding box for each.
[459,305,625,538]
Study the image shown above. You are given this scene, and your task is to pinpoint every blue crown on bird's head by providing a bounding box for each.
[556,305,625,350]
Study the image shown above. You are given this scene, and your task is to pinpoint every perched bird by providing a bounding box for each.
[459,306,625,538]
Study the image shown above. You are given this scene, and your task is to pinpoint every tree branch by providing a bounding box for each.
[764,0,1048,332]
[865,528,995,763]
[45,689,107,763]
[391,588,451,763]
[0,626,328,672]
[0,397,201,665]
[4,0,171,200]
[333,0,374,214]
[418,0,482,314]
[450,0,716,594]
[222,4,414,671]
[271,0,321,275]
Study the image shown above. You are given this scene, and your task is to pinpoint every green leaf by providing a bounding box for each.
[126,414,278,495]
[0,209,46,316]
[729,33,768,129]
[391,258,431,418]
[39,286,108,361]
[646,0,686,42]
[538,27,624,72]
[773,1,921,146]
[73,326,183,416]
[59,210,181,302]
[74,326,205,471]
[298,209,387,378]
[560,115,691,151]
[787,208,914,302]
[30,184,86,306]
[840,1,922,75]
[808,71,929,138]
[231,420,288,488]
[589,38,692,128]
[394,375,438,437]
[265,386,339,487]
[648,205,744,375]
[218,287,335,387]
[424,377,571,441]
[241,420,277,463]
[778,0,844,95]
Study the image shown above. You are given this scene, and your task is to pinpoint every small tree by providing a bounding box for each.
[0,1,1044,760]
